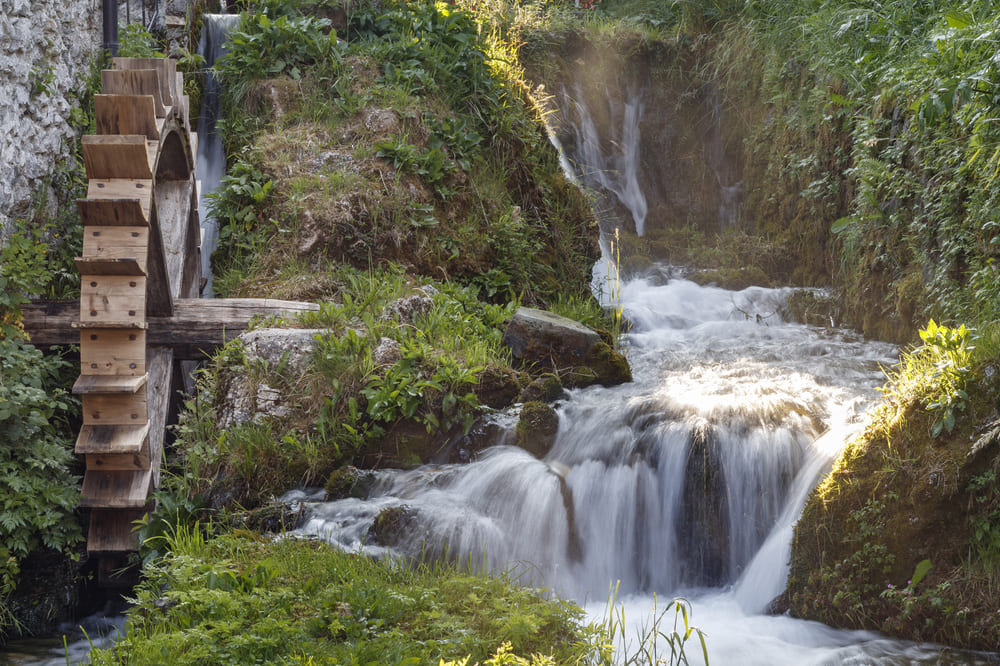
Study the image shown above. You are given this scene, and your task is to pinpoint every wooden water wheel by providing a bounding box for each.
[19,57,320,581]
[73,57,200,563]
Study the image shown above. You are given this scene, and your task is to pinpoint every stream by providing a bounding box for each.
[290,266,998,664]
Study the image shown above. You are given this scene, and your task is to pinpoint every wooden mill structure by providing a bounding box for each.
[22,57,317,575]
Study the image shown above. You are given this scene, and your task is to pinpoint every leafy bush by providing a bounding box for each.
[216,11,342,108]
[883,320,976,437]
[207,157,275,286]
[0,338,82,638]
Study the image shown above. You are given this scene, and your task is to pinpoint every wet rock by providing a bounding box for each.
[678,419,730,586]
[225,502,306,533]
[559,343,630,389]
[325,466,379,500]
[445,412,518,463]
[582,342,631,387]
[503,308,631,388]
[475,365,521,409]
[519,373,565,403]
[561,366,599,389]
[516,401,559,459]
[502,307,601,368]
[368,505,417,547]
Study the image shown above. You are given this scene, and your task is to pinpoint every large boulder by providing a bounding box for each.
[502,307,631,387]
[502,307,601,366]
[218,328,324,428]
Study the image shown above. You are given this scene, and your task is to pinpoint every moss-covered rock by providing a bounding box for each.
[368,505,417,547]
[515,401,559,458]
[325,466,378,500]
[688,266,770,290]
[519,373,564,403]
[475,365,521,409]
[581,342,631,387]
[786,357,1000,650]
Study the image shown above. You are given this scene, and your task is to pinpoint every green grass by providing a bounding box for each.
[88,528,603,666]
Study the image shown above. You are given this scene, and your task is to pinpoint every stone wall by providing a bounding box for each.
[0,0,101,238]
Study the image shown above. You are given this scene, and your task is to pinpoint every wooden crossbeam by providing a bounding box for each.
[23,298,321,358]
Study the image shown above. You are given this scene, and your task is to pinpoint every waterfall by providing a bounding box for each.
[195,14,239,296]
[289,276,956,663]
[557,84,648,236]
[282,65,983,664]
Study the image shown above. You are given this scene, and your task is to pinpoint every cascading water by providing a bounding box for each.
[292,268,997,663]
[195,13,240,296]
[556,83,648,236]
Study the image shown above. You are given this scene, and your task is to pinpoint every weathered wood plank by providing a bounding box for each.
[82,135,153,180]
[112,58,176,108]
[80,329,146,375]
[76,423,149,455]
[80,275,146,328]
[82,392,148,426]
[101,69,165,117]
[146,193,174,319]
[155,179,194,300]
[22,298,321,355]
[176,71,189,129]
[147,348,173,488]
[77,198,149,227]
[80,469,152,509]
[181,181,202,298]
[87,509,145,553]
[95,94,160,139]
[74,256,146,277]
[82,226,148,263]
[86,436,150,470]
[86,180,153,218]
[73,374,147,395]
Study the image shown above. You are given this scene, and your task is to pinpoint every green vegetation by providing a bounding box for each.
[0,49,102,637]
[506,0,1000,342]
[174,265,526,506]
[87,528,603,665]
[786,321,1000,648]
[207,0,598,305]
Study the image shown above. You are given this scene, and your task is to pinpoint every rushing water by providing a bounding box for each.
[289,263,999,664]
[195,13,239,296]
[555,83,648,236]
